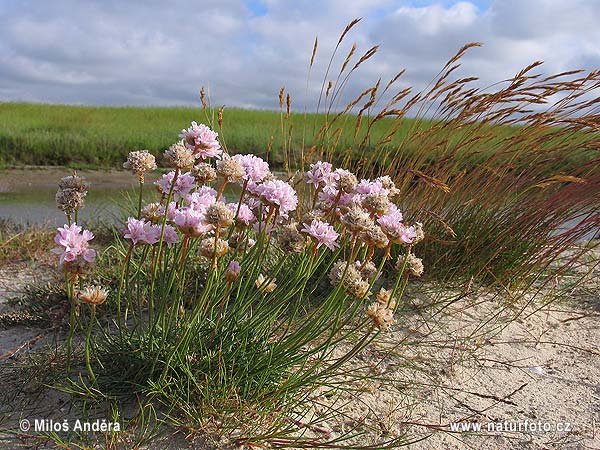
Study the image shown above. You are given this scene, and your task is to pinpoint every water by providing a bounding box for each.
[0,168,161,227]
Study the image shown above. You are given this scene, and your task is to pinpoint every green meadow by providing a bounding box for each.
[0,102,416,168]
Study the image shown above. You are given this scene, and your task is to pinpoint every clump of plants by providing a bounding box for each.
[51,121,425,447]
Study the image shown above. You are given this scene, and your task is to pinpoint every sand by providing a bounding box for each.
[1,251,598,449]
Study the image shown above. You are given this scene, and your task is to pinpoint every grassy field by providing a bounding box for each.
[0,102,417,168]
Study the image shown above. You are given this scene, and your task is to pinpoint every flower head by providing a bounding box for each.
[174,207,212,237]
[225,260,241,283]
[367,303,395,330]
[79,285,109,306]
[123,217,161,245]
[254,180,298,215]
[155,171,195,202]
[123,150,157,178]
[179,122,222,159]
[163,141,195,170]
[228,203,256,226]
[192,163,217,184]
[301,219,339,251]
[255,274,277,294]
[52,223,96,265]
[232,154,271,183]
[306,161,338,188]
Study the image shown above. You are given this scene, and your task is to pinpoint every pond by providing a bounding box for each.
[0,168,161,227]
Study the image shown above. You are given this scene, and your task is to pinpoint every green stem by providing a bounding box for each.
[85,305,97,383]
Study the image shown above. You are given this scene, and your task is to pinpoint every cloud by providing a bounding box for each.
[0,0,598,110]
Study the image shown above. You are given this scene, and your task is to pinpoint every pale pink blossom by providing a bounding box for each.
[186,187,217,211]
[228,203,256,225]
[124,217,160,245]
[232,154,271,183]
[301,219,339,251]
[306,161,338,188]
[157,201,178,222]
[173,207,212,237]
[52,223,96,264]
[162,224,180,247]
[254,179,298,215]
[179,122,222,159]
[155,171,195,201]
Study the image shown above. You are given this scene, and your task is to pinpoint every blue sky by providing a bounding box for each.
[0,0,598,110]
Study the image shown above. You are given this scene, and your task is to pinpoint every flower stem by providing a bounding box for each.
[85,305,97,383]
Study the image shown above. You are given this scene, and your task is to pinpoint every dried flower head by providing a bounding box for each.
[376,176,400,197]
[367,302,395,330]
[58,174,89,193]
[55,189,86,214]
[199,237,229,259]
[356,260,378,282]
[340,205,374,234]
[225,261,241,283]
[255,274,277,294]
[329,260,370,298]
[412,222,425,244]
[362,192,391,216]
[79,285,109,306]
[123,150,157,178]
[216,156,244,181]
[376,288,396,309]
[141,202,163,223]
[163,141,195,169]
[192,163,217,184]
[397,252,424,277]
[278,223,307,253]
[334,169,358,193]
[361,225,389,249]
[204,202,234,229]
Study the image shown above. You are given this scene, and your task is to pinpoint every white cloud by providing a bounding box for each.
[0,0,598,110]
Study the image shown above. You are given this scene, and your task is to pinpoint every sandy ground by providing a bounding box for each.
[1,253,598,449]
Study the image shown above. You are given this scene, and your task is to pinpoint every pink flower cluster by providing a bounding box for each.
[53,223,96,264]
[302,219,339,251]
[124,218,179,247]
[179,121,222,159]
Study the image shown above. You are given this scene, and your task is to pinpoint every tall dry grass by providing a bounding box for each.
[283,20,600,289]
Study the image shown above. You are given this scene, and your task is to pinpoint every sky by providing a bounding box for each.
[0,0,599,111]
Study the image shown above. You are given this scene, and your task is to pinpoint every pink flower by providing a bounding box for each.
[400,225,418,244]
[124,217,160,245]
[232,154,271,183]
[162,224,180,247]
[228,202,256,225]
[173,207,212,237]
[254,179,298,215]
[306,161,338,188]
[52,223,96,264]
[186,188,217,211]
[377,209,415,244]
[225,260,241,282]
[157,201,178,222]
[355,179,386,196]
[155,171,195,202]
[179,122,222,159]
[301,219,339,251]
